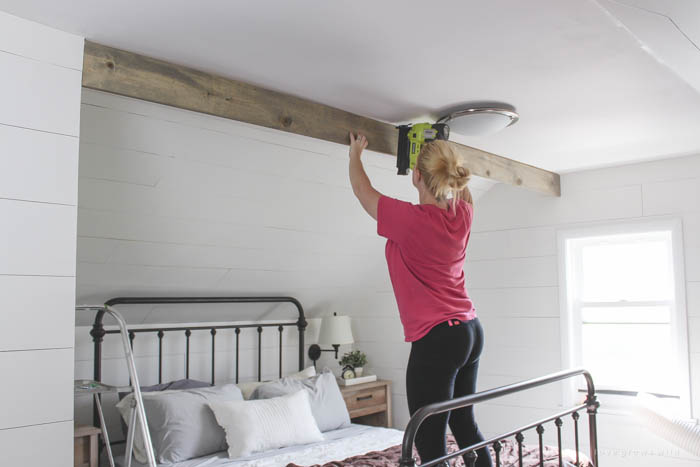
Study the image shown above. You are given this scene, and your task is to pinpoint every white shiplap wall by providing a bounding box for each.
[0,11,83,467]
[74,88,496,433]
[466,154,700,467]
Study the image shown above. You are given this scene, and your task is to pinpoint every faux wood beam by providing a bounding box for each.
[82,41,560,196]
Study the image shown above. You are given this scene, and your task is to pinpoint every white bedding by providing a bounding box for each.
[114,424,404,467]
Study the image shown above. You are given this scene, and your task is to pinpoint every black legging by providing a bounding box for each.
[406,317,492,467]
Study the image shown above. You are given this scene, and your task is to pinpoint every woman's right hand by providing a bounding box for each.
[349,132,368,160]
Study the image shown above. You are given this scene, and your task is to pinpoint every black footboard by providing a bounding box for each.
[399,368,599,467]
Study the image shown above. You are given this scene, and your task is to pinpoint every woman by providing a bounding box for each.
[348,133,491,467]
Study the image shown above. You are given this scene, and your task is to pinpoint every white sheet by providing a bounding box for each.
[114,424,404,467]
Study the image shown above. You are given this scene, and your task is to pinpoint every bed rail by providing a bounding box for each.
[399,368,599,467]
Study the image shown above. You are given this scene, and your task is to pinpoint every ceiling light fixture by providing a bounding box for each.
[438,106,519,137]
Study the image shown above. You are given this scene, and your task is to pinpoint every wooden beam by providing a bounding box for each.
[82,41,560,196]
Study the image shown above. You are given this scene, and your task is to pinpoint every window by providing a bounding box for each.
[558,219,690,416]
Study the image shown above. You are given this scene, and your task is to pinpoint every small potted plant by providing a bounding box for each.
[339,350,368,377]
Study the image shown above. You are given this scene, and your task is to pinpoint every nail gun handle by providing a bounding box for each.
[396,125,411,176]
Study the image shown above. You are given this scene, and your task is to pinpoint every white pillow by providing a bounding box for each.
[236,366,316,400]
[209,390,323,458]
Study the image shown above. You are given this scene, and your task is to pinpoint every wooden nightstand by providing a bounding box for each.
[340,379,392,428]
[74,424,101,467]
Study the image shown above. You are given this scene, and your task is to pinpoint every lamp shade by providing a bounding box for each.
[318,314,354,345]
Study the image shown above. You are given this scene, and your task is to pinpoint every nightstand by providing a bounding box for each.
[340,379,392,428]
[74,425,101,467]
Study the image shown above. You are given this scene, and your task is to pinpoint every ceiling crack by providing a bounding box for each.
[605,0,700,54]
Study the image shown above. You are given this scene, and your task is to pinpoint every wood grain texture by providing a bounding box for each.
[82,41,396,155]
[82,41,560,196]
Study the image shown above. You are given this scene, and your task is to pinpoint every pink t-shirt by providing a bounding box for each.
[377,195,477,342]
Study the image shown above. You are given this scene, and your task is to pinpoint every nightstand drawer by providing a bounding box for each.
[344,387,386,412]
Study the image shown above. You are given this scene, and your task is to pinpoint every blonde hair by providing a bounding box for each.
[416,140,470,200]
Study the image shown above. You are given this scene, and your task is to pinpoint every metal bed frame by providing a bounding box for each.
[85,296,307,467]
[84,296,598,467]
[399,368,600,467]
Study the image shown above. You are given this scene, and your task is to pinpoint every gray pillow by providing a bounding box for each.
[117,384,243,464]
[251,370,350,432]
[118,378,211,437]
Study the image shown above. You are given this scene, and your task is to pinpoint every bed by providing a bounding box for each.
[82,296,599,467]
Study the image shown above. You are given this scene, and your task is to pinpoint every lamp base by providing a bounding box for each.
[308,344,322,362]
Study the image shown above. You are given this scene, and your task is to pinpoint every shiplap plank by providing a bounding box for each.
[77,208,383,255]
[76,237,118,263]
[77,176,377,236]
[477,373,564,409]
[353,316,405,344]
[642,177,700,216]
[0,11,83,70]
[79,101,407,195]
[465,256,558,289]
[688,282,700,318]
[468,226,556,261]
[87,237,377,273]
[76,262,227,291]
[478,316,560,351]
[469,286,560,318]
[0,199,77,276]
[0,421,73,467]
[392,393,410,429]
[0,51,82,136]
[0,125,78,204]
[479,345,561,379]
[214,266,391,295]
[0,349,73,429]
[78,142,172,187]
[0,276,75,351]
[563,152,700,193]
[472,183,642,232]
[357,342,411,370]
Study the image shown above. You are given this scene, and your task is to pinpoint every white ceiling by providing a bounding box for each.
[3,0,700,172]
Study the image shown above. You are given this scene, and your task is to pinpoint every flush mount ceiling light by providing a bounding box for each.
[438,106,519,137]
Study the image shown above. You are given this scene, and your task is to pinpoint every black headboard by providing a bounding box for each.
[90,296,308,386]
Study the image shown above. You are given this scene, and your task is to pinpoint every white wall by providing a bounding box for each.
[73,87,496,434]
[465,154,700,466]
[0,11,83,467]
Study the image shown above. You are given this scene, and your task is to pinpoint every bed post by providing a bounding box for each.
[297,315,307,371]
[289,297,307,371]
[586,393,600,467]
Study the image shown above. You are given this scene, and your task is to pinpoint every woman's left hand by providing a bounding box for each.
[349,132,368,159]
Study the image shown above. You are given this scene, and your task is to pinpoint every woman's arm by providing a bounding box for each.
[348,132,382,220]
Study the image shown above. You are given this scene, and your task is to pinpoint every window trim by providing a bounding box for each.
[557,217,691,417]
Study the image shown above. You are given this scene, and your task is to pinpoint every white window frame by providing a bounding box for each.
[557,217,691,417]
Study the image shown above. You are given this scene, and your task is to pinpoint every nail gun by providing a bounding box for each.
[396,122,450,175]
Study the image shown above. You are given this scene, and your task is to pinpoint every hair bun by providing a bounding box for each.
[416,140,470,199]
